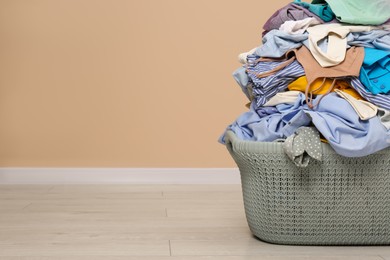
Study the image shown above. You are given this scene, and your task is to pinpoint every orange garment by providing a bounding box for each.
[288,76,363,100]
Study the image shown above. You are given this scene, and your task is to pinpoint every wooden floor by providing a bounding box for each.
[0,184,389,259]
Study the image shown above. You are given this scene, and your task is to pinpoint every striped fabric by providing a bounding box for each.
[350,77,390,110]
[245,55,390,111]
[246,55,305,108]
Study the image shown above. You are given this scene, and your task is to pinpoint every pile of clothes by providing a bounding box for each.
[219,0,390,167]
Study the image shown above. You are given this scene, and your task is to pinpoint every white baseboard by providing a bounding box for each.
[0,168,240,184]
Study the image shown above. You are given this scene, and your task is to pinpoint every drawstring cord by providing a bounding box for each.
[305,78,337,109]
[245,56,296,78]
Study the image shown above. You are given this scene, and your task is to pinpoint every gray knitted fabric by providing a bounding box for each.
[224,130,390,245]
[283,126,322,167]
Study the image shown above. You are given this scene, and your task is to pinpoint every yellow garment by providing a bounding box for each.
[288,76,363,100]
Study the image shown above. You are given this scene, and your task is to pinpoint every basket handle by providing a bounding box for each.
[224,131,238,154]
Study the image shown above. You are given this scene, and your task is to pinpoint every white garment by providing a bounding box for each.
[307,24,378,67]
[334,89,378,121]
[238,47,257,64]
[263,91,301,107]
[279,17,321,35]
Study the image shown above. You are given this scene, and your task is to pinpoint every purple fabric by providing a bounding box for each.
[262,3,324,37]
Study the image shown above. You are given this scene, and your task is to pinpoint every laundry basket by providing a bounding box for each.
[224,130,390,245]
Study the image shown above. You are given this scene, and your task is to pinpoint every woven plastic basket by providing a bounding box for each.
[224,130,390,245]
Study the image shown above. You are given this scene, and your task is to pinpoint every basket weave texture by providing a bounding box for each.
[225,130,390,245]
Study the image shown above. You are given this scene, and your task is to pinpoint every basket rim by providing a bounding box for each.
[224,130,390,157]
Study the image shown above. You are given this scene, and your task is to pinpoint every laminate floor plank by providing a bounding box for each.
[0,240,170,257]
[170,239,390,257]
[0,184,387,259]
[0,256,384,260]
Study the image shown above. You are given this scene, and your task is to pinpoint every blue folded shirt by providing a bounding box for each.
[360,47,390,95]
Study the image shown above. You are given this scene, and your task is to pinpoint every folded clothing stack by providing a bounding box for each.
[219,0,390,167]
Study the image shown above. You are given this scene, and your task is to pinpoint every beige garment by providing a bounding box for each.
[294,45,365,108]
[263,91,301,106]
[306,23,377,67]
[334,89,378,121]
[238,47,257,64]
[295,45,364,84]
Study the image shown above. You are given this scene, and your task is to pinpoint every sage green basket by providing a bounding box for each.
[224,130,390,245]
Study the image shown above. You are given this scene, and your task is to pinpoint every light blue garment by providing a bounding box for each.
[256,106,279,118]
[220,93,390,157]
[232,66,251,100]
[348,30,390,51]
[359,48,390,95]
[305,93,390,157]
[301,30,390,56]
[294,0,335,22]
[219,93,311,143]
[255,30,308,58]
[255,29,390,60]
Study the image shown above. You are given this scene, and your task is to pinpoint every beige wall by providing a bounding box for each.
[0,0,291,167]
